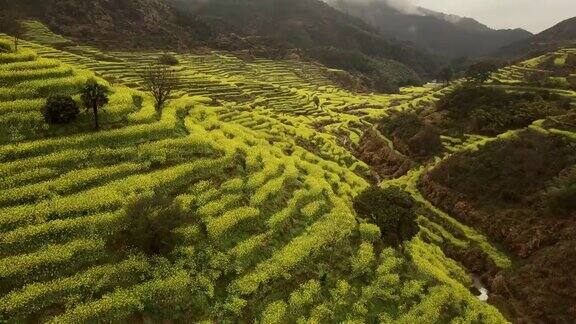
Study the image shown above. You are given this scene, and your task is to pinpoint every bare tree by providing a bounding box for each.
[0,10,24,52]
[140,64,180,117]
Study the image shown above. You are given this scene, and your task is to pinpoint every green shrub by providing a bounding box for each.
[353,186,419,248]
[132,94,143,108]
[260,301,288,324]
[158,53,179,66]
[113,192,187,256]
[350,242,376,276]
[359,223,381,242]
[41,95,80,124]
[543,167,576,217]
[0,39,11,53]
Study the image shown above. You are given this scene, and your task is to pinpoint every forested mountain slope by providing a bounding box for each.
[0,0,211,49]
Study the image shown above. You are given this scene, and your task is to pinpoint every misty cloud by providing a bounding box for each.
[324,0,576,33]
[324,0,423,15]
[415,0,576,32]
[384,0,422,15]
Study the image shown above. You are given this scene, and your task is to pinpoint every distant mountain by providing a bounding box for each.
[323,0,532,59]
[168,0,439,79]
[497,17,576,58]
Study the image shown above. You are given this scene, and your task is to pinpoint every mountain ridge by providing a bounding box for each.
[497,16,576,58]
[167,0,439,78]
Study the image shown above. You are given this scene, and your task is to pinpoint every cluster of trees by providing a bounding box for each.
[464,61,498,83]
[379,111,443,161]
[42,79,109,130]
[437,61,498,84]
[428,128,576,215]
[43,60,180,130]
[1,9,179,131]
[437,85,568,134]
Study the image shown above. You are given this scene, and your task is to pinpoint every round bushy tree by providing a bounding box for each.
[438,66,454,84]
[80,79,109,130]
[465,61,497,83]
[353,186,419,249]
[113,192,187,256]
[42,95,80,124]
[158,53,179,66]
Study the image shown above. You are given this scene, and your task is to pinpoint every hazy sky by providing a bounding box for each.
[413,0,576,33]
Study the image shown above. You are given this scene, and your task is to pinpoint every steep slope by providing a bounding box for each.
[498,17,576,58]
[416,47,576,322]
[420,129,576,322]
[324,0,532,59]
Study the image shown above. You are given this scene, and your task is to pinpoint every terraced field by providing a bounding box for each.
[3,21,574,322]
[492,47,576,92]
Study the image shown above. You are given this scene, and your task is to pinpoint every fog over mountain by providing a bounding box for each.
[408,0,576,33]
[325,0,576,33]
[323,0,532,58]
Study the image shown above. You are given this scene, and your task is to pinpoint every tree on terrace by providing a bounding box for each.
[0,10,24,52]
[141,64,180,117]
